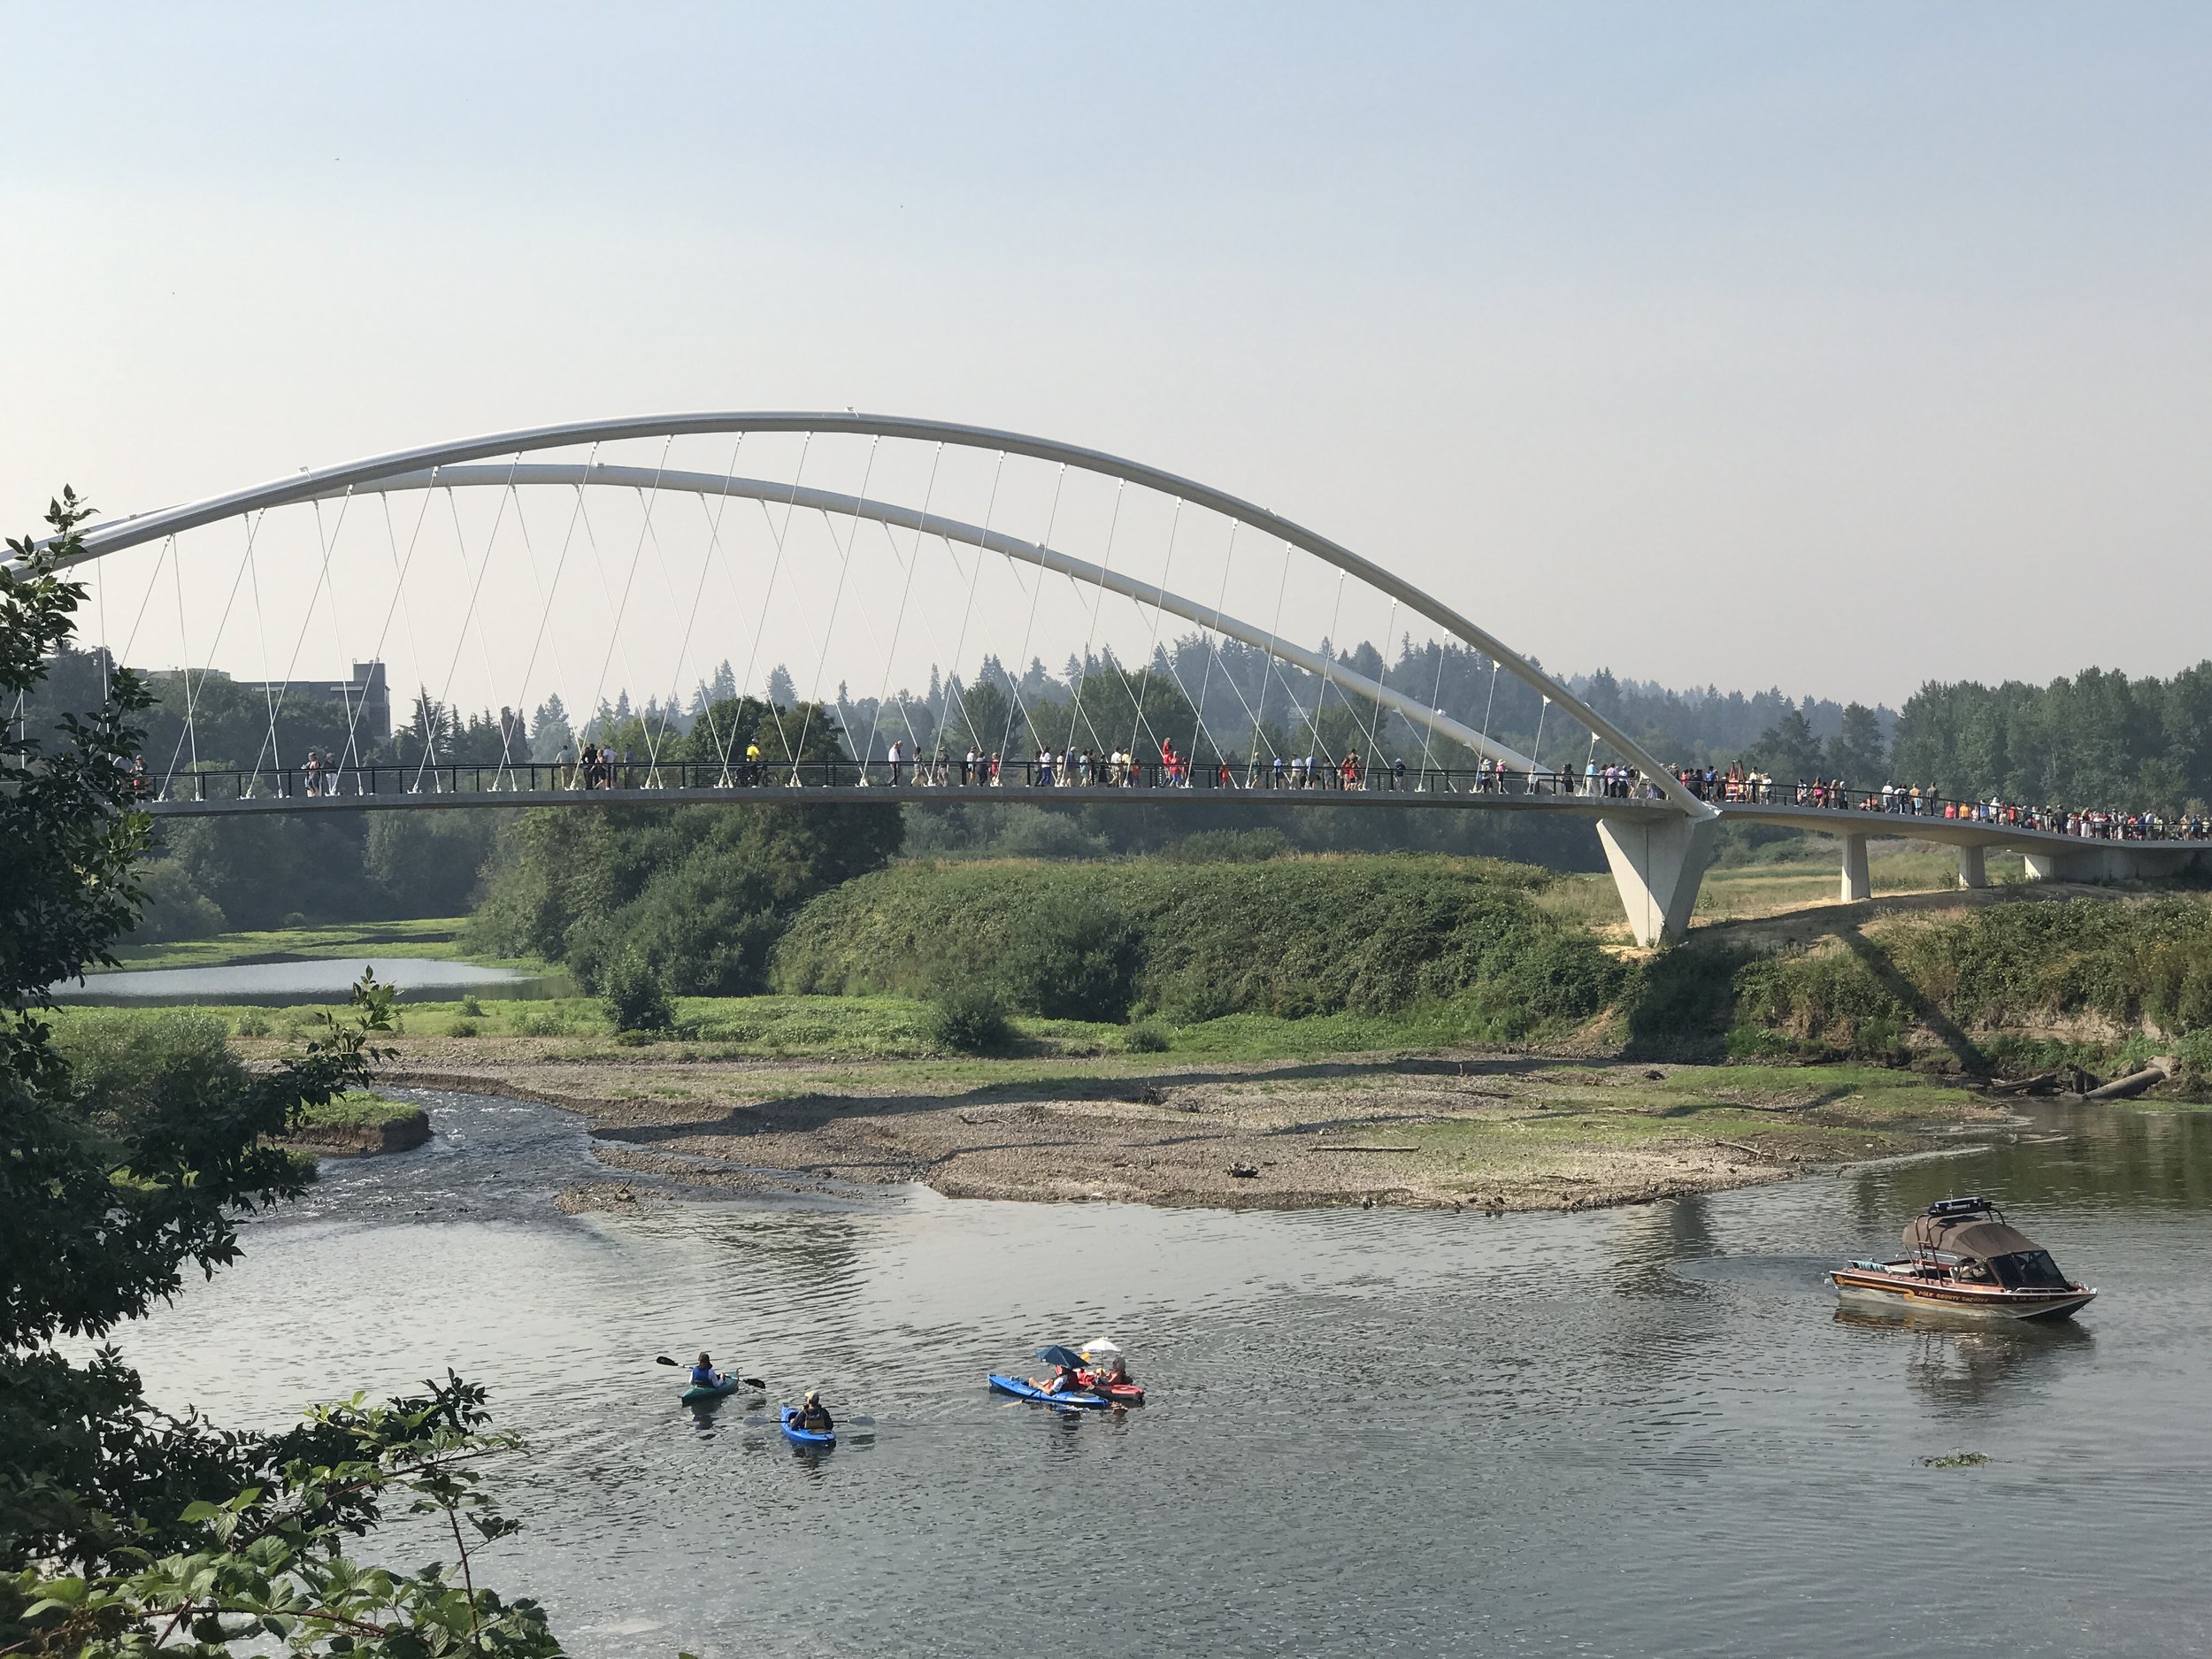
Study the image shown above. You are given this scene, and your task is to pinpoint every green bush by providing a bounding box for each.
[773,855,1613,1033]
[603,951,674,1033]
[1125,1018,1171,1052]
[926,983,1014,1054]
[50,1010,246,1118]
[1002,908,1140,1021]
[2172,1028,2212,1091]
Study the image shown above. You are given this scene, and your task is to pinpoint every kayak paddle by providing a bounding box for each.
[656,1355,766,1390]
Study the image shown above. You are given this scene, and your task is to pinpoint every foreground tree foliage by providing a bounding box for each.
[2,498,563,1657]
[15,1379,558,1659]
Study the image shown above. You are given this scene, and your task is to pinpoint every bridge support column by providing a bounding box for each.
[1598,813,1717,949]
[1840,834,1871,903]
[1957,844,1987,890]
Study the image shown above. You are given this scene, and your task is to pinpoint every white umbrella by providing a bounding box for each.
[1080,1338,1124,1358]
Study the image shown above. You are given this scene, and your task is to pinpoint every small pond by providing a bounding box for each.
[56,959,574,1004]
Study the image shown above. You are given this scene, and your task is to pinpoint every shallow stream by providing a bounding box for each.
[116,1090,2212,1657]
[57,959,567,1003]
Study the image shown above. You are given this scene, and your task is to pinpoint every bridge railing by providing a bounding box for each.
[134,758,1671,804]
[1698,780,2211,842]
[127,760,2212,841]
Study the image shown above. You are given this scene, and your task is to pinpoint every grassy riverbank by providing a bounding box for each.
[1641,888,2212,1085]
[65,845,2212,1092]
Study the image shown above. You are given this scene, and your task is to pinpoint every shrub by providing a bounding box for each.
[773,855,1616,1033]
[603,951,675,1033]
[1125,1018,1171,1053]
[50,1010,245,1117]
[926,983,1013,1054]
[514,1008,573,1037]
[1002,908,1141,1022]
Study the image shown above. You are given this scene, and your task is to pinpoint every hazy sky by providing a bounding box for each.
[5,3,2208,708]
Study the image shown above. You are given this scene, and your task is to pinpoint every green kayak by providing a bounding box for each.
[680,1374,746,1405]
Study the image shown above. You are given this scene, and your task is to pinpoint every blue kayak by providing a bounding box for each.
[680,1375,745,1406]
[987,1372,1108,1409]
[780,1407,835,1449]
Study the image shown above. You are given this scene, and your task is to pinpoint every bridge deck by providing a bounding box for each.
[1711,802,2206,856]
[135,779,2212,857]
[135,777,2208,856]
[142,782,1676,820]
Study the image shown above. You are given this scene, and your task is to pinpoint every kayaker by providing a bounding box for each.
[795,1389,834,1432]
[1036,1363,1085,1396]
[1080,1355,1134,1391]
[689,1352,724,1389]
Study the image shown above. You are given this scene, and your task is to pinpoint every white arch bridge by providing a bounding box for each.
[23,412,2207,945]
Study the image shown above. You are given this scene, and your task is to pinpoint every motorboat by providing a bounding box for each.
[1830,1195,2096,1321]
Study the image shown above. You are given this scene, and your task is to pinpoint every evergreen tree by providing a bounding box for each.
[1754,704,1827,782]
[529,693,573,762]
[1827,701,1888,783]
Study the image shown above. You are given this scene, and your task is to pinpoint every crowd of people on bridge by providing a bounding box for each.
[1678,761,2212,842]
[150,729,2212,846]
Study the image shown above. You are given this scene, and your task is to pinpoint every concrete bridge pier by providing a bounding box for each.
[1840,833,1872,903]
[1598,813,1717,949]
[1958,844,1987,889]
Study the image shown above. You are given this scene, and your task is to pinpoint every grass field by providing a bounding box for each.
[65,991,1541,1064]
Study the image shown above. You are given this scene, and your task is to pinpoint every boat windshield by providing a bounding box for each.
[1987,1249,2069,1290]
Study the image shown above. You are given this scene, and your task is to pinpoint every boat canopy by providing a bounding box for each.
[1902,1213,2044,1261]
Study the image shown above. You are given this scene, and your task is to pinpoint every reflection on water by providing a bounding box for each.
[111,1092,2212,1659]
[1825,1310,2100,1411]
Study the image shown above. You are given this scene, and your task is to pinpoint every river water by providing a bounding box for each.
[114,1091,2212,1657]
[58,960,565,1004]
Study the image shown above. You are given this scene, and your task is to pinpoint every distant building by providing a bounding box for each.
[175,660,393,739]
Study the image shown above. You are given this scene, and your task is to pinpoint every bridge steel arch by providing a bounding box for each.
[31,411,1718,941]
[337,463,1544,775]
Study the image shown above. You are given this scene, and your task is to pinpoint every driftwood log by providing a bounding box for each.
[2084,1058,2176,1102]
